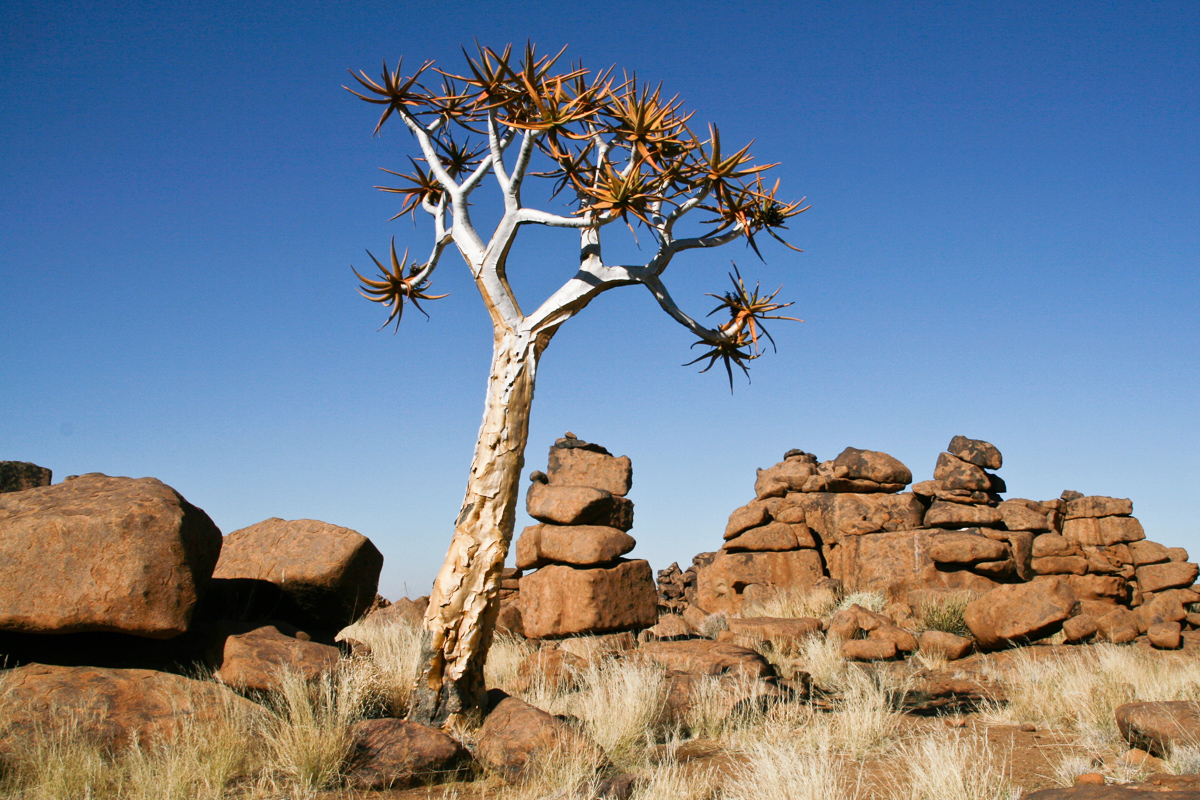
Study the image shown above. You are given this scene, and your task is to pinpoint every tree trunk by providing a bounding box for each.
[406,326,549,728]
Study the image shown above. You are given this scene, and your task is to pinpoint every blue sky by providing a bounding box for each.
[2,1,1197,599]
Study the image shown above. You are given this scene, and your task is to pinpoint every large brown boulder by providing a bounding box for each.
[947,436,1002,470]
[1116,701,1200,757]
[0,461,52,493]
[346,718,471,790]
[829,447,912,486]
[722,521,815,552]
[834,529,999,596]
[0,474,222,638]
[525,483,633,530]
[933,453,992,492]
[1065,496,1133,519]
[754,455,819,499]
[788,492,925,542]
[964,578,1079,649]
[928,531,1009,564]
[1136,561,1200,593]
[0,664,263,750]
[998,500,1052,531]
[1061,516,1145,546]
[547,444,632,496]
[694,549,824,614]
[476,695,608,780]
[924,501,1003,528]
[208,624,340,692]
[211,518,383,631]
[519,560,657,638]
[515,523,635,569]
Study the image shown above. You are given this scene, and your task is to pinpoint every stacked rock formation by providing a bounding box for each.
[514,433,658,639]
[684,436,1200,649]
[697,446,923,613]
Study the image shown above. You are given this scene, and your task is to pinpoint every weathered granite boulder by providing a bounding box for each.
[933,453,992,492]
[346,719,471,790]
[525,483,634,530]
[518,560,658,638]
[547,441,632,496]
[0,474,222,638]
[211,517,383,632]
[694,549,824,614]
[947,436,1002,470]
[515,523,635,569]
[476,695,608,780]
[964,578,1079,649]
[207,624,340,692]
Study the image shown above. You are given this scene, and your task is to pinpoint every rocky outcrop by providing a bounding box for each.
[210,517,383,632]
[516,435,657,638]
[0,474,222,638]
[0,461,52,493]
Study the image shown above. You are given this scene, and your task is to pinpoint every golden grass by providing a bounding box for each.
[889,732,1019,800]
[912,593,974,637]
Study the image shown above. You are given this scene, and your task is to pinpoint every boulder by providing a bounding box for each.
[0,461,52,493]
[918,630,973,660]
[510,646,588,692]
[1128,541,1171,566]
[928,531,1009,565]
[1116,701,1200,757]
[924,501,1003,528]
[725,499,773,539]
[722,521,814,552]
[0,474,222,638]
[835,529,999,596]
[1136,561,1200,593]
[964,578,1079,649]
[947,436,1002,470]
[828,447,912,486]
[1061,516,1145,546]
[1167,547,1190,562]
[346,719,471,790]
[0,663,263,750]
[1031,533,1080,558]
[547,445,632,496]
[754,457,819,499]
[519,560,658,638]
[1148,621,1183,650]
[998,500,1051,532]
[841,639,897,661]
[1097,607,1139,644]
[788,492,926,541]
[525,483,633,530]
[933,453,991,492]
[869,625,918,653]
[211,518,383,631]
[637,640,775,680]
[515,524,635,569]
[208,624,340,692]
[1065,496,1133,519]
[476,695,608,780]
[1064,575,1126,603]
[694,549,824,614]
[1062,614,1098,643]
[1031,556,1089,575]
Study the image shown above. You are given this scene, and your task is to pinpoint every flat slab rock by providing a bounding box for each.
[0,663,264,750]
[211,517,383,631]
[515,523,635,569]
[1025,776,1200,797]
[0,473,222,638]
[637,639,776,680]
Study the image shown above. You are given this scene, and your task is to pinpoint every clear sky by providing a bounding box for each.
[2,1,1197,600]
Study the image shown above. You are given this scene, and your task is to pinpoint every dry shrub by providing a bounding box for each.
[724,737,859,800]
[836,591,887,615]
[979,644,1200,746]
[630,762,721,800]
[891,732,1019,800]
[914,592,974,637]
[796,631,849,690]
[574,659,668,766]
[1168,745,1200,775]
[698,612,729,639]
[742,584,841,620]
[484,631,539,690]
[263,666,365,792]
[1052,753,1101,787]
[340,616,426,716]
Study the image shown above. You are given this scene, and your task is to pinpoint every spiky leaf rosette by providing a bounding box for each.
[352,238,448,332]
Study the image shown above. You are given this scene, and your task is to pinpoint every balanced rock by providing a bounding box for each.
[1065,496,1133,519]
[547,442,632,496]
[526,483,633,530]
[515,524,635,569]
[947,436,1002,470]
[998,500,1051,531]
[723,521,815,552]
[933,453,992,492]
[211,517,383,631]
[0,474,222,638]
[1061,516,1145,546]
[519,560,657,638]
[0,461,52,493]
[754,455,818,499]
[788,492,925,541]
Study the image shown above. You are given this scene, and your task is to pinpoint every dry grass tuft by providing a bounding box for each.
[263,666,365,792]
[913,592,974,637]
[742,584,841,620]
[724,737,859,800]
[891,732,1019,800]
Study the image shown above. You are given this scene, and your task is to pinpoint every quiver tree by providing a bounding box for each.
[347,43,808,728]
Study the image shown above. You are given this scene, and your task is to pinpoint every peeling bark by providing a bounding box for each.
[407,327,549,728]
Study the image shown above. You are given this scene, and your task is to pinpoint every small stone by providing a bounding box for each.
[1147,621,1182,650]
[1074,772,1105,785]
[1062,614,1098,643]
[918,630,973,661]
[841,639,898,661]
